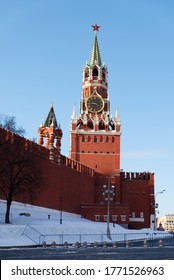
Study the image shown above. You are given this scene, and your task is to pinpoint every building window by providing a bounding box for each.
[132,212,135,218]
[112,215,117,222]
[95,215,100,221]
[82,135,85,142]
[121,215,127,222]
[103,215,108,222]
[85,68,89,78]
[140,212,144,218]
[92,67,98,77]
[99,121,105,130]
[94,136,97,142]
[87,120,93,129]
[88,136,91,142]
[106,136,109,143]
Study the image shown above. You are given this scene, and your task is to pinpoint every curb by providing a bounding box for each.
[0,245,41,249]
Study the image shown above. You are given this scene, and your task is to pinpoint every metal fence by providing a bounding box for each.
[22,225,174,247]
[38,232,174,247]
[22,225,42,244]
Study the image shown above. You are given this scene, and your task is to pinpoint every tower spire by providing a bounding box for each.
[89,24,102,67]
[43,104,58,128]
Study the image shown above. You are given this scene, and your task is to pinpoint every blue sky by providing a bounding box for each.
[0,0,174,217]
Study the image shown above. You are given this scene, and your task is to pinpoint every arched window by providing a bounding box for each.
[76,119,83,129]
[94,136,97,142]
[85,68,89,78]
[92,67,98,77]
[109,120,115,130]
[99,120,105,130]
[87,119,93,129]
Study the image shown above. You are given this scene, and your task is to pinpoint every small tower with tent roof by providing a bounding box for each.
[38,105,62,159]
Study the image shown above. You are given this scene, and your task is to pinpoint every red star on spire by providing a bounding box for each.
[92,24,100,32]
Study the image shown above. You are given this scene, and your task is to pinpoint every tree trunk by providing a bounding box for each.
[5,199,12,223]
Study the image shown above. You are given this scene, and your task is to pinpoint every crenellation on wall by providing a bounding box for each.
[1,128,95,178]
[120,171,151,181]
[0,128,51,160]
[59,155,95,177]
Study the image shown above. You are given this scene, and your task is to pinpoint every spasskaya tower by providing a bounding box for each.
[70,25,121,176]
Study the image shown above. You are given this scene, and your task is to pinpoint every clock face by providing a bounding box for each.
[86,95,104,113]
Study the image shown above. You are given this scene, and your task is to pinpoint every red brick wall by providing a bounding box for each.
[0,128,95,215]
[70,133,120,175]
[33,157,95,214]
[120,172,155,228]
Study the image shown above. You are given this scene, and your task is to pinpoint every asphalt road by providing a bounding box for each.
[0,247,174,260]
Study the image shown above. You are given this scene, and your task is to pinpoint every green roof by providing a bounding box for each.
[88,33,102,67]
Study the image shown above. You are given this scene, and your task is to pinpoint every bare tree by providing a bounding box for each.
[0,136,42,223]
[0,114,25,136]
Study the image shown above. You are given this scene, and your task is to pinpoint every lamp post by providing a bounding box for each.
[60,197,63,224]
[102,177,115,240]
[154,189,166,231]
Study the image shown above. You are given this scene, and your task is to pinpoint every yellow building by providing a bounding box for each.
[157,215,174,232]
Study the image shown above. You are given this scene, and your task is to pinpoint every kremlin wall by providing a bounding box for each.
[0,127,155,229]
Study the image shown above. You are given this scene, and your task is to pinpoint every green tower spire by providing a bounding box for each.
[88,24,102,67]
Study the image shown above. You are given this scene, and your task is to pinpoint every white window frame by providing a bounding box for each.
[103,215,108,222]
[95,215,100,222]
[132,212,135,218]
[140,212,144,218]
[112,215,117,222]
[121,215,127,222]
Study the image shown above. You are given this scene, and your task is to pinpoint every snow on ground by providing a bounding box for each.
[0,200,168,247]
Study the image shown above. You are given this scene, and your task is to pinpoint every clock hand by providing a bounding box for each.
[91,102,100,106]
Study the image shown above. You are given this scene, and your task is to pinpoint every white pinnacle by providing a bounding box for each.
[115,107,120,123]
[71,103,77,119]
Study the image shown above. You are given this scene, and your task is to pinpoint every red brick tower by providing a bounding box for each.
[38,105,62,160]
[70,25,121,175]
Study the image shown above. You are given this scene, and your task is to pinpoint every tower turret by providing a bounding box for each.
[38,105,62,159]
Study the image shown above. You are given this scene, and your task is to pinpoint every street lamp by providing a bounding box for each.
[154,189,166,231]
[60,197,63,224]
[102,177,115,240]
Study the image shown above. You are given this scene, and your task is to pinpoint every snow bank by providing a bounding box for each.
[0,200,168,247]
